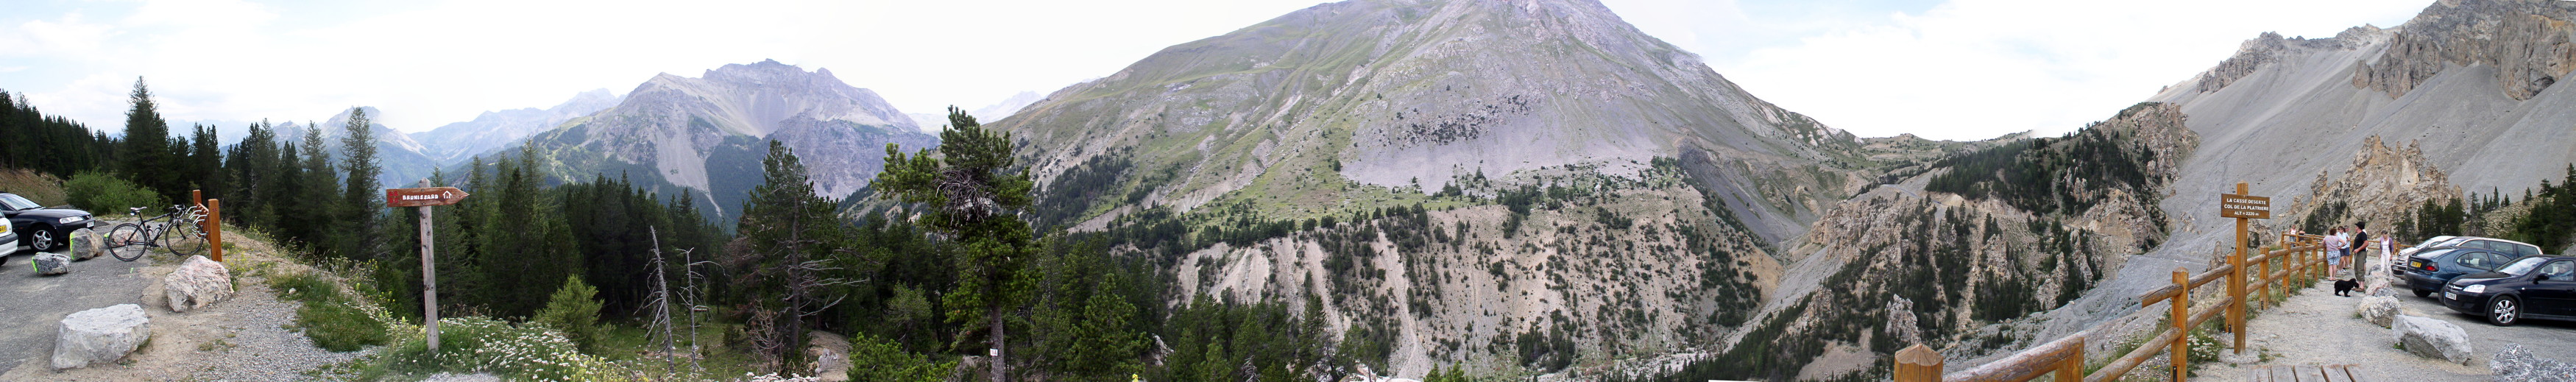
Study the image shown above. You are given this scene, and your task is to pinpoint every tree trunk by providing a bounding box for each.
[990,305,1005,382]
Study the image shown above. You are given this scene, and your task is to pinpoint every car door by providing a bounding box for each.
[2527,261,2576,316]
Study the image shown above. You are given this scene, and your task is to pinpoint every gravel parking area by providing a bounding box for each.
[0,231,371,381]
[2196,277,2576,381]
[0,247,157,373]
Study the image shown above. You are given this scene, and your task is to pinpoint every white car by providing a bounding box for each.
[0,213,16,254]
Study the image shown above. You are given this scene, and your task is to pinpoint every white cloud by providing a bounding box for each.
[4,0,2435,141]
[1635,0,2429,140]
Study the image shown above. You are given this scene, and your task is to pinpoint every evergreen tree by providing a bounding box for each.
[120,77,180,200]
[735,141,847,373]
[874,107,1036,382]
[341,108,384,260]
[293,122,342,253]
[470,149,578,317]
[189,124,223,199]
[226,121,282,227]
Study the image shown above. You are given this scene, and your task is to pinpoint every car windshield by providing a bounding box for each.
[2498,257,2550,276]
[2416,236,2455,247]
[2416,249,2455,260]
[0,194,36,211]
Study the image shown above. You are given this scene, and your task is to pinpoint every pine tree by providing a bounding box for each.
[874,107,1035,382]
[341,108,384,260]
[227,121,282,227]
[189,124,223,199]
[120,77,180,200]
[297,122,340,253]
[736,140,847,373]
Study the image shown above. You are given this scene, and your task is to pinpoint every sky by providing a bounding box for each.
[0,0,2433,141]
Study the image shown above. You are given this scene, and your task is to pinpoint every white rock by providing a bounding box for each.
[68,227,102,260]
[32,252,70,275]
[52,304,149,369]
[2392,314,2474,364]
[163,255,235,313]
[2358,296,2399,328]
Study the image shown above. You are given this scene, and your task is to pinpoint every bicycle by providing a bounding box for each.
[104,204,208,261]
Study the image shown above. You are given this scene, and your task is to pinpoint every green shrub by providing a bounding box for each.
[363,316,605,381]
[63,171,161,213]
[850,333,951,382]
[534,275,604,353]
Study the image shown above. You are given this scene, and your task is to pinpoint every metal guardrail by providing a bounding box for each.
[1897,234,2329,382]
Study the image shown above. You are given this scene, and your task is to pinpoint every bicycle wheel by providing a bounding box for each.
[106,223,147,261]
[159,222,203,258]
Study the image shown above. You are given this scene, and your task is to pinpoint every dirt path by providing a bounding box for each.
[0,228,368,381]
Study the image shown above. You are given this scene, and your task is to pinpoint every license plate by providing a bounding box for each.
[2445,292,2458,300]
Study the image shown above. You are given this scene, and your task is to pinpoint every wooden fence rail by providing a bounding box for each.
[1897,234,2328,382]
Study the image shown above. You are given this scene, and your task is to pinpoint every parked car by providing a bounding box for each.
[0,193,95,252]
[0,212,17,253]
[2402,247,2533,297]
[2405,236,2542,258]
[2395,236,2460,259]
[2440,256,2576,326]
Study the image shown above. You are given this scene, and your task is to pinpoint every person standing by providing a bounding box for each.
[2324,227,2349,280]
[2353,223,2372,282]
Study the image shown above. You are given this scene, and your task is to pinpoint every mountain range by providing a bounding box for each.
[409,89,623,165]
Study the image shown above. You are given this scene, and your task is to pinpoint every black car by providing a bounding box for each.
[0,193,96,252]
[2441,256,2576,325]
[2402,247,2529,297]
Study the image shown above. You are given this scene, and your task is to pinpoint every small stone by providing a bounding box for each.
[164,255,236,313]
[2392,314,2474,364]
[32,252,70,275]
[53,304,150,369]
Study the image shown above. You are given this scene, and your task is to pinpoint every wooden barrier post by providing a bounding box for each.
[2218,183,2269,354]
[2057,337,2084,382]
[1894,344,1942,382]
[208,199,222,262]
[2170,267,2190,381]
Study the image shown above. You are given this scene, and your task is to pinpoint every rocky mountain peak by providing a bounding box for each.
[2354,0,2576,99]
[2281,136,2459,233]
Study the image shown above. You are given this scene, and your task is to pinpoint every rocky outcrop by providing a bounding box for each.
[2491,344,2576,382]
[2357,296,2399,328]
[2197,29,2380,93]
[163,255,235,313]
[2354,0,2576,100]
[32,252,69,275]
[53,304,149,369]
[2393,314,2474,364]
[2280,136,2460,233]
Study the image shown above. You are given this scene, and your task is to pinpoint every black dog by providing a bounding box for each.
[2334,279,2360,297]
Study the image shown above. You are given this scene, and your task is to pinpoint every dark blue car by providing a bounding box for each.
[2441,256,2576,326]
[2403,247,2526,297]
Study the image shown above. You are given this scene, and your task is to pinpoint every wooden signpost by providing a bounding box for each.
[2220,183,2267,363]
[386,186,469,350]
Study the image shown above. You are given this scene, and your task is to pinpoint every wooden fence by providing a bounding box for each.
[1894,234,2329,382]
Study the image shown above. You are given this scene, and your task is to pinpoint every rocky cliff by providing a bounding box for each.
[2354,0,2576,100]
[2276,136,2462,236]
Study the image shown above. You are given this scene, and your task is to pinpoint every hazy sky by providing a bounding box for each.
[0,0,2430,140]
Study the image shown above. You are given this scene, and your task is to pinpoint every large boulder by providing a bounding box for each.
[52,304,149,369]
[163,255,235,313]
[68,227,102,261]
[2491,344,2576,382]
[2393,314,2474,364]
[31,252,70,275]
[2358,295,2400,328]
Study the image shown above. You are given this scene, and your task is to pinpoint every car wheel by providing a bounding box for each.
[2490,297,2522,327]
[2415,289,2431,297]
[27,228,51,252]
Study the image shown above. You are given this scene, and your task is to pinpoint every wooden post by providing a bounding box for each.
[2170,267,2190,382]
[1894,344,1943,382]
[2057,337,2085,382]
[207,199,222,262]
[384,185,467,353]
[2229,183,2248,354]
[421,204,437,352]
